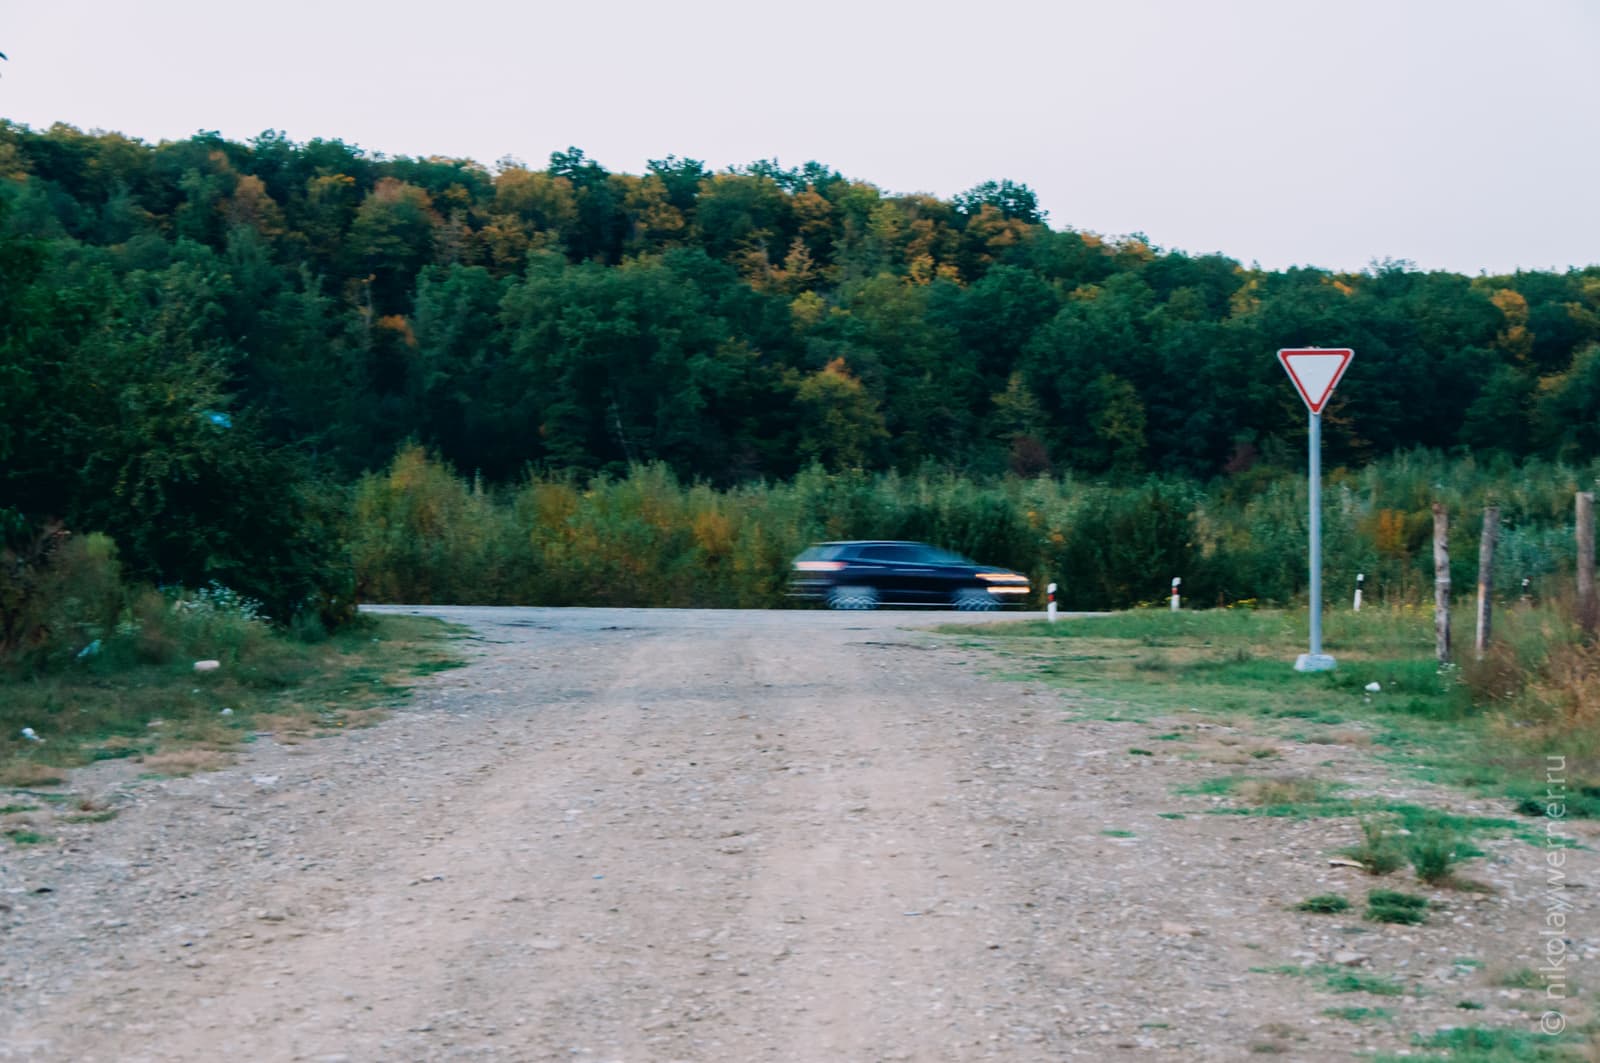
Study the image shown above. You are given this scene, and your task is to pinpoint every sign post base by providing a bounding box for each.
[1294,653,1338,673]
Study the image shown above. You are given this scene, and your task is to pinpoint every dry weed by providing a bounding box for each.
[1236,775,1324,806]
[248,713,316,743]
[1195,738,1281,765]
[138,749,234,776]
[1302,728,1372,747]
[0,759,65,787]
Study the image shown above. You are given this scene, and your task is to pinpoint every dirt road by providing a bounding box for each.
[2,607,1592,1061]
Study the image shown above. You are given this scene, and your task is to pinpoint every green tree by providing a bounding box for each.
[953,179,1045,225]
[1533,343,1600,461]
[411,264,512,474]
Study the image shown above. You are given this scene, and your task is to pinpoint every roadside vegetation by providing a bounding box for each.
[950,600,1600,821]
[347,445,1600,613]
[0,528,460,796]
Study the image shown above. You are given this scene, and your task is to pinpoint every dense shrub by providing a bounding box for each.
[0,527,124,665]
[1047,481,1206,608]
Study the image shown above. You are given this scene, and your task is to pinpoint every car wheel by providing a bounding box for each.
[951,587,999,611]
[827,585,880,610]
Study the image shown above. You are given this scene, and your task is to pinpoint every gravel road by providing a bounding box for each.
[2,606,1595,1061]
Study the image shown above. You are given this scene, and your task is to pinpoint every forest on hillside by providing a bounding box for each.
[2,122,1599,624]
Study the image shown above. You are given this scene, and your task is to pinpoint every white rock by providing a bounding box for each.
[1365,682,1382,693]
[194,660,221,673]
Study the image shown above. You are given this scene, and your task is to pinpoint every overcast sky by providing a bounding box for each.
[4,0,1597,275]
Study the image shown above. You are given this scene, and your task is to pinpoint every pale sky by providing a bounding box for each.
[4,0,1597,275]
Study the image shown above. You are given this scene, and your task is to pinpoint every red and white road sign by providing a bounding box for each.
[1278,348,1353,414]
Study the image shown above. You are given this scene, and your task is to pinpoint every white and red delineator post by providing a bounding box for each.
[1278,347,1354,672]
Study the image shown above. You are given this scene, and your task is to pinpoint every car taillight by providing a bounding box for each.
[976,572,1027,582]
[795,560,846,572]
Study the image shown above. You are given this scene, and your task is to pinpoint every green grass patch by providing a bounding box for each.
[3,828,49,845]
[1373,1024,1587,1062]
[1494,967,1544,989]
[968,609,1296,644]
[1505,783,1600,820]
[61,809,118,823]
[1324,971,1406,995]
[1322,1006,1393,1022]
[410,657,468,676]
[1252,963,1406,996]
[1181,775,1245,797]
[1365,889,1430,925]
[1295,894,1350,913]
[1406,812,1475,883]
[1100,829,1136,838]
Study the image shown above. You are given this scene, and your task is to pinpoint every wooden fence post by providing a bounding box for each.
[1475,506,1499,659]
[1433,502,1451,665]
[1579,492,1597,638]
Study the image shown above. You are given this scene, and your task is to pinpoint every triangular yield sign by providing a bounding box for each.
[1278,348,1353,413]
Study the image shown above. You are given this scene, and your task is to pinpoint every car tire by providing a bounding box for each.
[951,587,1000,611]
[827,585,880,610]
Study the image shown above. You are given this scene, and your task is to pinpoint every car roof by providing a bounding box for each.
[818,540,926,546]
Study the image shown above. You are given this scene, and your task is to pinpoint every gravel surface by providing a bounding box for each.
[2,606,1596,1061]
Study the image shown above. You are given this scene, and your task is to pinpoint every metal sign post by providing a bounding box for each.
[1278,348,1353,673]
[1302,409,1333,671]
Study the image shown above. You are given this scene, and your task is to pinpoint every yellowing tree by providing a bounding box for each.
[1491,287,1533,361]
[483,167,577,268]
[221,174,285,238]
[619,173,687,252]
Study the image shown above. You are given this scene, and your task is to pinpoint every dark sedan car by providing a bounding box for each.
[789,540,1031,610]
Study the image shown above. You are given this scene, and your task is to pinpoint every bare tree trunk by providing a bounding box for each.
[1579,492,1597,638]
[1475,506,1499,659]
[1433,503,1451,665]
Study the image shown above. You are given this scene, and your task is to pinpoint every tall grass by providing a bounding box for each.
[348,445,1600,612]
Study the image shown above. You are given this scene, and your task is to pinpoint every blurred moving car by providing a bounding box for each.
[789,540,1031,610]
